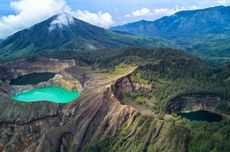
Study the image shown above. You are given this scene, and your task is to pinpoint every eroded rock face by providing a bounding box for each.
[166,96,230,116]
[0,89,63,152]
[115,77,154,93]
[0,115,61,152]
[0,66,14,81]
[118,77,133,92]
[35,89,136,152]
[112,76,154,101]
[132,82,153,93]
[0,99,60,124]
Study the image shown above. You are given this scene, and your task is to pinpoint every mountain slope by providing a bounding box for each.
[111,6,230,64]
[112,6,230,36]
[0,13,171,63]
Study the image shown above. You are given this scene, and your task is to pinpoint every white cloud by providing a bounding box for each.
[152,8,178,16]
[132,8,152,17]
[72,10,114,29]
[126,5,202,19]
[126,7,175,18]
[217,0,226,4]
[152,5,201,16]
[0,0,69,39]
[49,13,74,31]
[0,0,114,39]
[218,0,227,4]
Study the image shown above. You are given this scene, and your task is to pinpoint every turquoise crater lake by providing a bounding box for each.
[13,87,80,104]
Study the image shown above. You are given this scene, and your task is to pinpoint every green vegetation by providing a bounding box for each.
[186,120,230,152]
[131,73,149,85]
[122,90,152,107]
[82,115,155,152]
[82,113,230,152]
[78,47,230,151]
[132,60,230,112]
[82,47,229,112]
[107,64,135,75]
[172,34,230,65]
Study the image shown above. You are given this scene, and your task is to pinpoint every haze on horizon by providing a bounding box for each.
[0,0,230,38]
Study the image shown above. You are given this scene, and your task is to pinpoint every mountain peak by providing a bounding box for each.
[48,13,75,31]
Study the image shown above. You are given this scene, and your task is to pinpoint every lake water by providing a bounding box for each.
[13,87,80,104]
[10,72,55,85]
[178,111,223,122]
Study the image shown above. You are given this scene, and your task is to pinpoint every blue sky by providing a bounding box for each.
[2,0,230,23]
[0,0,12,15]
[0,0,230,38]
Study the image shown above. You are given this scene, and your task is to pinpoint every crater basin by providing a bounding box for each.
[13,87,80,104]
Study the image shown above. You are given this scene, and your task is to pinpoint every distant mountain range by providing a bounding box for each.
[112,6,230,36]
[0,13,171,63]
[112,6,230,64]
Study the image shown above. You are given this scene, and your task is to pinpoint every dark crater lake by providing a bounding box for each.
[178,111,224,122]
[10,72,55,85]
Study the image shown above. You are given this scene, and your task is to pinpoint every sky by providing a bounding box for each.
[0,0,230,38]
